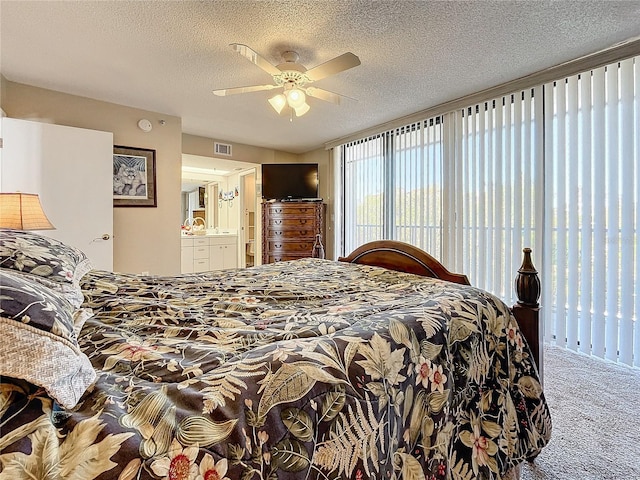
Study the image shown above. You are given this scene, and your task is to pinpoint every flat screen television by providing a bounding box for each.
[261,163,319,201]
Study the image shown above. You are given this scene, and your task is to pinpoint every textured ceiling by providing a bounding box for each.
[1,1,640,154]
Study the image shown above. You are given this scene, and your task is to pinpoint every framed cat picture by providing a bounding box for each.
[113,145,157,207]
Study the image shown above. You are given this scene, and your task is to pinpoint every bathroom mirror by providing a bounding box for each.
[181,181,220,230]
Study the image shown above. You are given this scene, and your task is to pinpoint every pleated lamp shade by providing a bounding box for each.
[0,193,55,230]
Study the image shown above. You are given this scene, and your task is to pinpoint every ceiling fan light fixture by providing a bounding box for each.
[268,93,287,114]
[286,87,306,109]
[294,102,310,117]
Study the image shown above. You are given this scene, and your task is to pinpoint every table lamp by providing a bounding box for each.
[0,193,55,230]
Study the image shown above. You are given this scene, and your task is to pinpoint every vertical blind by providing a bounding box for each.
[543,57,639,366]
[342,135,385,250]
[446,89,543,303]
[393,120,443,254]
[339,55,639,367]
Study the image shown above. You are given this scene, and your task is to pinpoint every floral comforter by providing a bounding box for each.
[0,258,551,480]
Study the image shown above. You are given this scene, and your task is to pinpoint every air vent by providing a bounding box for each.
[214,142,232,156]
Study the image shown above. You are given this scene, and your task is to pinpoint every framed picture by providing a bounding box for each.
[113,145,157,207]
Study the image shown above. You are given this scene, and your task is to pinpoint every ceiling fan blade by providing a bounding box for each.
[306,87,355,104]
[213,84,279,96]
[305,52,361,82]
[230,43,281,77]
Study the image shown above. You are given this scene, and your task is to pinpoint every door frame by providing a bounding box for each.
[239,169,258,267]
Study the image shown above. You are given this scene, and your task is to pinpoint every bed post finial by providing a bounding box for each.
[513,247,543,381]
[515,248,540,307]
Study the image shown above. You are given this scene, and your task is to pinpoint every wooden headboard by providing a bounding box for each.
[338,240,470,285]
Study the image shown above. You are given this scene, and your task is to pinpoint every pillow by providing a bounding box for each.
[0,229,93,308]
[0,270,96,408]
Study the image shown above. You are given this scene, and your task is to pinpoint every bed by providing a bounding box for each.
[0,230,551,480]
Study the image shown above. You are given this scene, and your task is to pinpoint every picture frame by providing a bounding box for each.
[113,145,157,207]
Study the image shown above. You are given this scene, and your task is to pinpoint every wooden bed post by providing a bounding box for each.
[511,248,543,381]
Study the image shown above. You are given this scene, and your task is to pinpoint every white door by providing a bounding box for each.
[1,118,114,270]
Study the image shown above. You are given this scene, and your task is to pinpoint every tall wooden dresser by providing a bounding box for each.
[262,201,326,264]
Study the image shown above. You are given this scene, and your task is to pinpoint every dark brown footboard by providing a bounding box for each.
[339,241,542,378]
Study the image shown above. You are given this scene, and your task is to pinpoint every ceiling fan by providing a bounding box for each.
[213,44,361,117]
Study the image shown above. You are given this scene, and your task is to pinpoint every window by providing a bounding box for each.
[341,91,541,304]
[341,119,443,259]
[338,56,639,367]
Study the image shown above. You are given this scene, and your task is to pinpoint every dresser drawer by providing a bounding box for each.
[267,205,318,217]
[267,217,317,228]
[266,228,316,240]
[268,241,314,254]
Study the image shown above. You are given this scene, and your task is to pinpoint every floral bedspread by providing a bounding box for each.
[0,258,551,480]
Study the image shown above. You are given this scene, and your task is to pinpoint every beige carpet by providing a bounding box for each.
[517,345,640,480]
